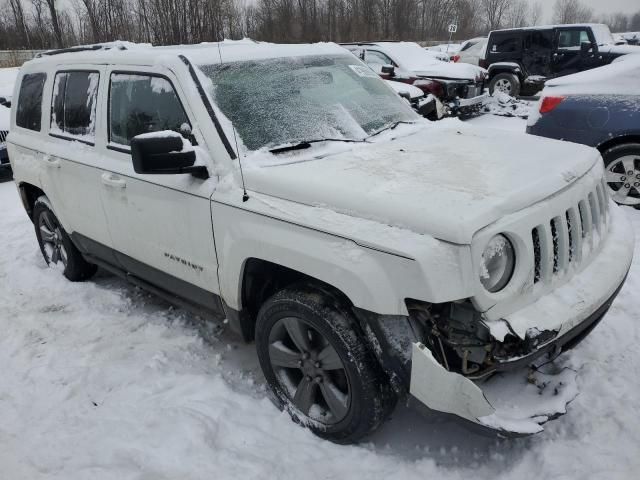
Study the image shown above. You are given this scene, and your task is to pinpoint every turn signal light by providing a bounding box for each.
[540,96,566,114]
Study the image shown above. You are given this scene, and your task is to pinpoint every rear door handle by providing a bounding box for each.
[101,172,126,189]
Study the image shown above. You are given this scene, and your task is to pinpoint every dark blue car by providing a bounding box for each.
[527,55,640,207]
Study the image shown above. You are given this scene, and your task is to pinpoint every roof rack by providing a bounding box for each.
[36,43,127,58]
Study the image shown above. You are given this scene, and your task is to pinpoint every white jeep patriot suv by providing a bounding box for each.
[8,41,634,443]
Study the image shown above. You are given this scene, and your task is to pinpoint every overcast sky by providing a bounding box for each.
[539,0,639,21]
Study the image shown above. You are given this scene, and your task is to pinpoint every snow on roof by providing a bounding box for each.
[490,23,608,33]
[26,39,350,68]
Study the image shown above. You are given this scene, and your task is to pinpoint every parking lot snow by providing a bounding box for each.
[1,114,639,478]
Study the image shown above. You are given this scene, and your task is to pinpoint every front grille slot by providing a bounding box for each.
[529,182,608,287]
[0,131,8,143]
[532,227,541,283]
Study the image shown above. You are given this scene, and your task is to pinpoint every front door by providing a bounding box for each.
[97,67,224,316]
[552,27,597,77]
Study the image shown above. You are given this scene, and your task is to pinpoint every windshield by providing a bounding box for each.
[591,24,615,46]
[380,42,442,70]
[197,54,417,152]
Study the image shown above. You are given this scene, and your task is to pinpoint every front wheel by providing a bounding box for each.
[255,284,395,444]
[489,73,521,97]
[33,196,97,281]
[602,143,640,208]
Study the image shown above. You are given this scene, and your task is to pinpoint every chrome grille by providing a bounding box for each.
[0,130,8,144]
[531,184,610,285]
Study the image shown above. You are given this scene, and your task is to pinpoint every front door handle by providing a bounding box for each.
[101,172,126,189]
[44,156,61,168]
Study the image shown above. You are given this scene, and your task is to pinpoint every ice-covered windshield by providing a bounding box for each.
[196,54,417,151]
[591,24,615,46]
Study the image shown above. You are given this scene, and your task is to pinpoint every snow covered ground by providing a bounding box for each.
[1,112,639,479]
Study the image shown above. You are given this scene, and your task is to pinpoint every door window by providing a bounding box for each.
[365,50,395,66]
[525,31,554,50]
[51,71,100,142]
[109,73,190,147]
[557,29,591,50]
[16,73,46,131]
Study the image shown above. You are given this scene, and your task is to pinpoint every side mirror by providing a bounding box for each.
[381,64,395,76]
[130,131,209,179]
[580,41,593,54]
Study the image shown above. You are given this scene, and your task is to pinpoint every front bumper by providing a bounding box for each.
[409,204,634,435]
[456,93,488,108]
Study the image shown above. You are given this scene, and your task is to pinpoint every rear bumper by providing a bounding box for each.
[409,204,634,435]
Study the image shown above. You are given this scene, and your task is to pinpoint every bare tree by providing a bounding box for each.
[552,0,593,25]
[528,0,543,26]
[481,0,512,31]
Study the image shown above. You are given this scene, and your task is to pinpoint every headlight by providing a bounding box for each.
[480,234,515,293]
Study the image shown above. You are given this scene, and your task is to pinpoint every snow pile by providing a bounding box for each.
[481,93,533,119]
[1,113,640,477]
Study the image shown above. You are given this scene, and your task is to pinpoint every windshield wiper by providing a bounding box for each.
[269,138,366,154]
[368,121,416,138]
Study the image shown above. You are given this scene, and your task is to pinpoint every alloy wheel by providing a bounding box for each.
[38,210,68,268]
[494,78,512,94]
[605,155,640,206]
[268,316,351,424]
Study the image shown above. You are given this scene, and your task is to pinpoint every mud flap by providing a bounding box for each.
[410,343,579,435]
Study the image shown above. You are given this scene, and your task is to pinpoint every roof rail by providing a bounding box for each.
[36,43,127,58]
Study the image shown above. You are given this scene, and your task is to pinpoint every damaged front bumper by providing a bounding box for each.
[409,205,634,435]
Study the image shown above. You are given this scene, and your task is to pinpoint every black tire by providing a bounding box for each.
[33,196,97,281]
[602,143,640,209]
[255,284,396,444]
[489,73,521,97]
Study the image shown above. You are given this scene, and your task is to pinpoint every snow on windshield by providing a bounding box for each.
[380,42,443,70]
[196,54,416,152]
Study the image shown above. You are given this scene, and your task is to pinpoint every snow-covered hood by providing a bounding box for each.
[244,126,600,244]
[412,62,485,81]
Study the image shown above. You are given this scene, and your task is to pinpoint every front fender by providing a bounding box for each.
[211,191,474,315]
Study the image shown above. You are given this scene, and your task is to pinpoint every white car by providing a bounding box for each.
[342,41,488,116]
[454,37,488,66]
[8,41,633,443]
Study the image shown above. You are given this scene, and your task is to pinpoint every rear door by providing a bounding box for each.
[35,66,114,258]
[97,67,224,316]
[522,30,554,78]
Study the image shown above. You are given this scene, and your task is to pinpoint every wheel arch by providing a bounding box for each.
[17,182,46,220]
[597,135,640,155]
[233,257,354,341]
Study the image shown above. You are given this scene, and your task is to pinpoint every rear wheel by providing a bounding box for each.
[33,196,97,281]
[255,284,395,444]
[602,143,640,208]
[489,73,521,97]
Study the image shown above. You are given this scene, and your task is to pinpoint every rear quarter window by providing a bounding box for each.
[16,73,47,131]
[489,34,521,54]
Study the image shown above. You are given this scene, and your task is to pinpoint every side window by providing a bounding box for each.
[489,34,521,54]
[525,31,554,50]
[16,73,46,131]
[365,50,394,66]
[109,73,190,147]
[51,71,100,141]
[558,29,591,50]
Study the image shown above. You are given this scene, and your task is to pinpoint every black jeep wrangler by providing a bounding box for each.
[482,23,637,96]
